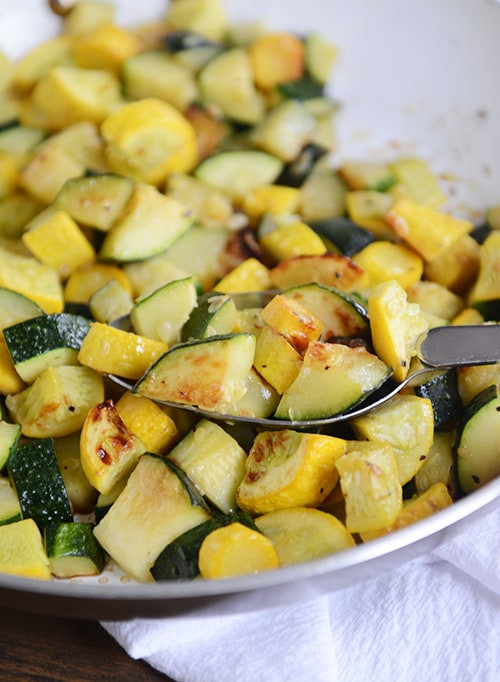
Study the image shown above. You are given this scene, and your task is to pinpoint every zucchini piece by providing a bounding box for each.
[198,48,265,124]
[411,366,461,427]
[389,158,446,208]
[0,518,51,580]
[274,341,390,422]
[3,312,91,384]
[54,433,98,515]
[0,192,44,240]
[88,280,133,324]
[99,184,192,263]
[278,75,324,100]
[307,217,375,256]
[351,394,435,486]
[151,509,257,581]
[94,477,127,524]
[135,333,256,414]
[233,368,279,419]
[54,174,135,231]
[255,507,354,566]
[236,430,346,514]
[0,476,22,526]
[125,250,200,299]
[0,287,43,332]
[345,190,395,239]
[275,143,327,188]
[415,431,456,496]
[0,337,26,396]
[7,438,73,530]
[180,291,238,342]
[168,419,247,513]
[0,125,47,155]
[300,168,347,222]
[93,453,211,581]
[166,172,234,229]
[339,161,396,192]
[80,399,146,496]
[45,522,105,578]
[198,522,279,579]
[269,253,366,293]
[5,365,104,439]
[0,421,21,470]
[455,385,500,493]
[131,277,198,345]
[162,30,221,53]
[250,100,317,162]
[164,0,227,42]
[122,51,197,111]
[304,32,338,85]
[194,150,283,202]
[282,282,368,340]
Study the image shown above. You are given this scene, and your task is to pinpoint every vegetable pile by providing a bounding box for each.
[0,0,499,583]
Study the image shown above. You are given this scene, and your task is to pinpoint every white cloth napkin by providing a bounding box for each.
[102,506,500,682]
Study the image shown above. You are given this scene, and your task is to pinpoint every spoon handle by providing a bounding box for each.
[418,324,500,368]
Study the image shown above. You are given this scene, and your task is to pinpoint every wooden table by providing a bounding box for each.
[0,607,174,681]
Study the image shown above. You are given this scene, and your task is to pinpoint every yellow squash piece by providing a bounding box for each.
[64,262,132,303]
[165,0,228,42]
[256,507,355,566]
[345,190,395,239]
[242,185,302,221]
[80,399,146,495]
[468,231,500,304]
[213,258,272,293]
[19,143,85,204]
[236,429,346,515]
[11,34,75,92]
[72,23,141,74]
[389,158,446,207]
[77,322,168,380]
[368,279,428,382]
[407,281,463,321]
[385,197,472,262]
[0,519,51,580]
[0,337,26,395]
[116,391,179,454]
[248,32,305,90]
[101,98,198,185]
[0,246,63,314]
[353,241,423,290]
[336,441,403,534]
[260,294,323,353]
[423,234,480,295]
[253,325,302,394]
[198,522,279,579]
[260,220,327,262]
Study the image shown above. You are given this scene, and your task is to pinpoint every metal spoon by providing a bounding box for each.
[108,322,500,429]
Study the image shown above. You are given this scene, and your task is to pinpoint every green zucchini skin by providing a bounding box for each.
[308,217,375,256]
[275,143,327,188]
[162,30,221,52]
[164,458,211,512]
[413,370,461,427]
[278,75,324,100]
[45,521,106,574]
[7,438,73,530]
[151,509,258,581]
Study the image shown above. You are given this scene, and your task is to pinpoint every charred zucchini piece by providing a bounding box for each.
[307,217,375,256]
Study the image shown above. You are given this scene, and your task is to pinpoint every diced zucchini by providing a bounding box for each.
[6,365,104,439]
[351,394,435,485]
[307,217,375,257]
[0,518,51,580]
[80,399,146,495]
[256,507,354,566]
[54,432,98,514]
[269,253,366,293]
[457,363,500,406]
[236,430,346,514]
[124,251,199,298]
[345,190,395,239]
[168,419,247,513]
[251,100,317,162]
[94,477,127,524]
[233,368,279,419]
[305,32,338,84]
[0,192,44,239]
[0,337,26,396]
[131,277,198,345]
[135,332,256,414]
[274,341,390,421]
[455,385,500,493]
[339,161,395,192]
[11,34,74,92]
[0,476,21,525]
[180,291,239,342]
[411,365,461,427]
[7,438,73,530]
[389,158,446,207]
[45,522,105,578]
[0,287,43,332]
[415,431,456,496]
[151,510,257,581]
[165,0,227,42]
[88,280,134,323]
[93,454,211,581]
[54,174,135,231]
[166,173,234,229]
[99,183,192,262]
[3,312,91,383]
[0,421,21,470]
[0,125,46,155]
[19,142,86,204]
[63,0,115,35]
[300,169,347,221]
[44,121,108,172]
[276,143,327,188]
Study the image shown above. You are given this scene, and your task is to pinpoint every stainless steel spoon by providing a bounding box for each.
[109,322,500,429]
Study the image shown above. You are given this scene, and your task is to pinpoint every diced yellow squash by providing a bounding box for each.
[213,258,272,293]
[0,53,13,94]
[0,519,51,580]
[80,399,146,495]
[360,482,453,542]
[0,155,17,199]
[468,231,500,304]
[253,325,302,394]
[31,66,122,130]
[184,105,232,161]
[11,35,75,92]
[423,233,480,294]
[64,262,132,303]
[389,158,446,207]
[248,32,305,90]
[260,294,322,353]
[255,507,355,566]
[54,433,99,514]
[0,337,26,395]
[407,281,463,321]
[300,168,347,223]
[0,246,64,314]
[72,24,141,74]
[22,209,95,279]
[77,322,168,380]
[345,190,395,239]
[101,98,198,185]
[336,441,402,534]
[63,0,115,35]
[457,363,500,406]
[6,365,104,439]
[368,279,428,382]
[116,391,180,454]
[166,173,233,229]
[242,185,302,221]
[19,144,85,204]
[198,522,279,578]
[165,0,228,42]
[414,431,455,495]
[270,253,367,292]
[452,307,484,326]
[351,394,434,485]
[339,161,394,191]
[385,197,473,262]
[46,121,108,173]
[236,429,346,514]
[353,241,423,290]
[260,220,327,262]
